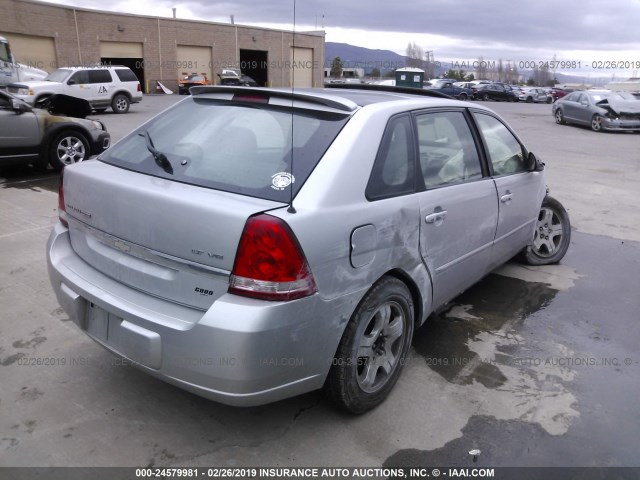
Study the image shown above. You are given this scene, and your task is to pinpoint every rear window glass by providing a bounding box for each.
[115,69,138,82]
[99,97,350,202]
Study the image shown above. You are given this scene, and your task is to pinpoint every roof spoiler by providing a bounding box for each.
[190,85,358,112]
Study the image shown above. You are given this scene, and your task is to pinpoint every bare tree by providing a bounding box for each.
[406,42,425,69]
[476,56,488,80]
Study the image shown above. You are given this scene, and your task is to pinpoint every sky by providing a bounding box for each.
[44,0,640,80]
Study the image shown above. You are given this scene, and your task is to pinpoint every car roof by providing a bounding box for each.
[190,85,478,112]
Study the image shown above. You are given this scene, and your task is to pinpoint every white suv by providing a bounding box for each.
[7,65,143,113]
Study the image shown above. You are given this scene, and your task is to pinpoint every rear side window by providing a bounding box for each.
[115,69,138,82]
[366,115,416,200]
[88,70,113,83]
[99,97,349,202]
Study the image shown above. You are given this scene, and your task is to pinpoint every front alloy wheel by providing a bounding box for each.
[325,277,414,414]
[555,109,565,125]
[591,115,604,132]
[49,132,89,171]
[522,196,571,265]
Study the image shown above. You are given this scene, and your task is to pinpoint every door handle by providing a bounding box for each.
[425,210,447,224]
[500,193,513,203]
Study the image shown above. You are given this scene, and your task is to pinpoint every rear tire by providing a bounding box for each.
[482,93,490,101]
[325,277,414,414]
[526,96,533,103]
[111,94,130,114]
[522,196,571,266]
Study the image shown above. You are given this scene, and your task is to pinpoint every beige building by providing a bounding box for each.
[0,0,325,92]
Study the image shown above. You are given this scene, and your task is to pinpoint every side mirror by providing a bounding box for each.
[12,99,31,114]
[67,79,76,85]
[527,152,544,172]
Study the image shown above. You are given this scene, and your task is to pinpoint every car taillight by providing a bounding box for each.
[58,172,68,228]
[229,214,317,301]
[137,83,141,92]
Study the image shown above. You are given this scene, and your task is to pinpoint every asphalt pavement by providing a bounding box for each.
[0,95,639,470]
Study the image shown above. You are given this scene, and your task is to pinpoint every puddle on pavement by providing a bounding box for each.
[413,273,558,387]
[383,415,563,469]
[409,270,580,436]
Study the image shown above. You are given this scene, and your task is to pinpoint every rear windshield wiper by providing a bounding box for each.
[139,130,173,175]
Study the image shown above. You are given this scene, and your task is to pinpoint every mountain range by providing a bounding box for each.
[324,42,611,85]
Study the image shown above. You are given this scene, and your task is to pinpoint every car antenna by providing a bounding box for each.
[287,0,297,214]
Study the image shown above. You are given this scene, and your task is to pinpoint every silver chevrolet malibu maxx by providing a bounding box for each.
[47,85,570,413]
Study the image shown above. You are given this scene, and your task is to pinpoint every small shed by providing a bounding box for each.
[395,68,424,88]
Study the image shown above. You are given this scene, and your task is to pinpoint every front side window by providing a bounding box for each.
[416,111,483,188]
[69,71,89,84]
[475,114,526,176]
[99,97,349,202]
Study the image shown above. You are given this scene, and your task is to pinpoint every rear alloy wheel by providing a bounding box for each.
[546,97,553,104]
[325,277,414,414]
[111,94,130,114]
[482,93,490,101]
[49,132,90,171]
[526,96,533,103]
[591,114,604,132]
[522,196,571,265]
[555,109,565,125]
[458,93,468,100]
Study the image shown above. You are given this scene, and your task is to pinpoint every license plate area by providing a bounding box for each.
[85,302,162,369]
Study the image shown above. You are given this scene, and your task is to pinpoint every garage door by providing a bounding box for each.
[176,45,212,80]
[0,33,56,71]
[100,41,143,59]
[290,47,313,88]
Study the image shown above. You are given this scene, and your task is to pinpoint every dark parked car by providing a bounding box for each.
[474,83,518,102]
[0,91,110,170]
[217,69,259,87]
[424,79,474,100]
[552,90,640,132]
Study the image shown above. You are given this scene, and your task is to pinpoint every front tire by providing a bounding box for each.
[325,277,414,414]
[111,94,130,114]
[522,196,571,265]
[49,131,90,171]
[555,109,565,125]
[482,93,490,101]
[591,114,604,132]
[458,93,468,101]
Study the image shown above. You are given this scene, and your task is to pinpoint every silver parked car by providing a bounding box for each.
[47,86,571,413]
[519,87,552,103]
[552,90,640,132]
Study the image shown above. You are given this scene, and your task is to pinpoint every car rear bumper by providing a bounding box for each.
[47,223,357,406]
